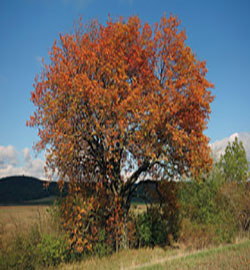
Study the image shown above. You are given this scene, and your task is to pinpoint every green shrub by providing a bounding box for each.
[92,229,112,257]
[36,234,69,267]
[137,207,167,247]
[179,178,220,225]
[137,211,152,247]
[178,172,238,247]
[0,226,69,270]
[0,225,40,270]
[218,181,250,233]
[0,203,70,270]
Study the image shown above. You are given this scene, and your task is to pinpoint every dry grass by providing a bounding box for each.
[60,246,178,270]
[0,205,51,247]
[59,240,250,270]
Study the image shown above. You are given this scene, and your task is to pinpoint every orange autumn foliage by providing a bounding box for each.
[27,14,214,252]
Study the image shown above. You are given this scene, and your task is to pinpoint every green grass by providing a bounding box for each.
[58,240,250,270]
[128,240,250,270]
[23,195,58,205]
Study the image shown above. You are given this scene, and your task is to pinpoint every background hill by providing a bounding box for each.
[0,175,64,204]
[0,175,161,205]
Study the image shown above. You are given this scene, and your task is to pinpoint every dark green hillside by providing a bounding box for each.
[0,175,63,204]
[0,176,165,205]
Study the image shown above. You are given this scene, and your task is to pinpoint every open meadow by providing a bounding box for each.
[0,205,49,246]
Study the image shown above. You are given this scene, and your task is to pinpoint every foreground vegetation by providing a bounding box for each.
[60,240,250,270]
[0,178,249,270]
[0,138,249,269]
[0,205,249,270]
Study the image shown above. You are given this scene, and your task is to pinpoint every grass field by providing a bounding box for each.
[0,204,249,270]
[0,204,49,245]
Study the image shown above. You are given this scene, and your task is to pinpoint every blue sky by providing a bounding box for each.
[0,0,250,179]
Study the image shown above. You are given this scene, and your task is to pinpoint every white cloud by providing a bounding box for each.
[22,148,46,178]
[23,148,32,164]
[0,145,47,180]
[210,132,250,161]
[0,145,19,167]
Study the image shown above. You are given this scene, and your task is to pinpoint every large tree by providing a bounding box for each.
[28,14,213,218]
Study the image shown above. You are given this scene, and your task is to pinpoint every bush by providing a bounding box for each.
[0,225,41,270]
[137,211,153,247]
[36,234,69,267]
[126,214,138,249]
[137,207,167,247]
[218,181,250,233]
[159,181,180,242]
[178,178,221,225]
[92,229,112,257]
[178,173,237,248]
[179,218,218,249]
[0,203,70,270]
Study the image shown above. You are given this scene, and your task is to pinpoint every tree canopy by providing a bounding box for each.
[219,137,249,182]
[27,14,214,218]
